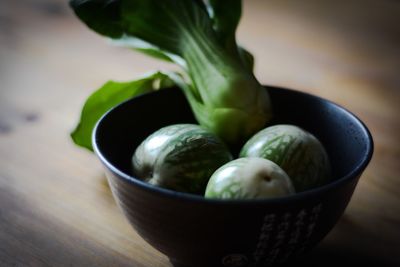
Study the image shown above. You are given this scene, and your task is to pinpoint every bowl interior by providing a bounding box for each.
[94,86,373,189]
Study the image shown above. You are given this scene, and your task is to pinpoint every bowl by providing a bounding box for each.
[92,86,373,267]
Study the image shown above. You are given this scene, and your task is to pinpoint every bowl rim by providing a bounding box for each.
[92,86,374,205]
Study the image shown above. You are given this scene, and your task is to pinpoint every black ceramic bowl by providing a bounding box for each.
[93,86,373,267]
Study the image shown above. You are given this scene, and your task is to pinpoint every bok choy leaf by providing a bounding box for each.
[70,0,272,146]
[71,71,175,151]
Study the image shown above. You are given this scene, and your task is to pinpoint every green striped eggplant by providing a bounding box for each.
[205,157,295,199]
[239,124,331,192]
[132,124,233,194]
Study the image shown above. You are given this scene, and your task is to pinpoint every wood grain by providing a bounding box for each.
[0,0,399,266]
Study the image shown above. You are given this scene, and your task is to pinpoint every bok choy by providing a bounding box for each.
[70,0,272,148]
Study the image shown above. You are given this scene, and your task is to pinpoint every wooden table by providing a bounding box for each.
[1,0,399,266]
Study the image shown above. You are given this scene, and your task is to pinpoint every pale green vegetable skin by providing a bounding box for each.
[240,124,331,192]
[132,124,233,194]
[205,157,295,199]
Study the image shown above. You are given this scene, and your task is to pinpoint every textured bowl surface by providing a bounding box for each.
[93,86,373,267]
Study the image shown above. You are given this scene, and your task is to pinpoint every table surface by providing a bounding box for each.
[1,0,399,266]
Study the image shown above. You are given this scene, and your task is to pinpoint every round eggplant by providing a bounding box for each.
[240,124,331,192]
[132,124,233,194]
[205,157,295,199]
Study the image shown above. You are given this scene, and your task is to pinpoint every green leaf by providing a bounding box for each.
[120,0,211,56]
[70,0,212,56]
[206,1,254,70]
[69,0,123,38]
[111,36,187,67]
[207,0,242,47]
[70,0,272,146]
[238,46,254,71]
[70,71,176,151]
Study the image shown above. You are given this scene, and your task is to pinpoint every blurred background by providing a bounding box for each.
[0,0,399,266]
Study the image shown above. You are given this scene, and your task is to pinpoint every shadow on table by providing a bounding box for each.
[290,245,392,267]
[287,214,395,267]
